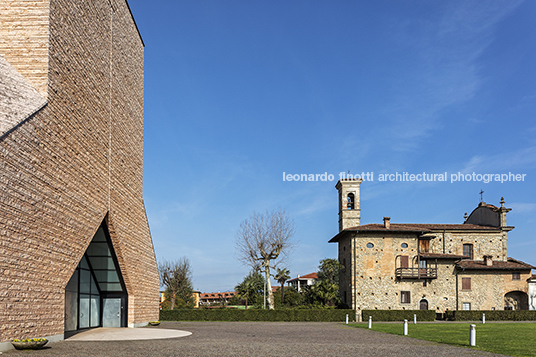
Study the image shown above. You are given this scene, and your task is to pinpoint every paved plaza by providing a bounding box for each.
[3,321,507,356]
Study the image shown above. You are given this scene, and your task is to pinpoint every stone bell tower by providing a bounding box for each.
[336,178,362,232]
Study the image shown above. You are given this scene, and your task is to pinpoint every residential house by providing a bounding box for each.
[330,179,534,320]
[287,273,318,292]
[199,291,238,306]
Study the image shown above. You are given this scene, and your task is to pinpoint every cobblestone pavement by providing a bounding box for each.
[3,321,508,356]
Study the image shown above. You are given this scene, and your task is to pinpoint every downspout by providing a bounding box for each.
[353,233,358,322]
[442,229,446,254]
[456,268,458,311]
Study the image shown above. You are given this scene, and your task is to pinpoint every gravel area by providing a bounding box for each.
[2,321,508,356]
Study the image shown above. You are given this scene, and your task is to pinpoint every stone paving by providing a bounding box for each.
[2,321,508,356]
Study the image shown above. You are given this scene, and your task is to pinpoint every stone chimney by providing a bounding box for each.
[484,255,493,266]
[383,217,391,229]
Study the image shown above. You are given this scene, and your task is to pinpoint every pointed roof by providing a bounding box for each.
[0,55,47,138]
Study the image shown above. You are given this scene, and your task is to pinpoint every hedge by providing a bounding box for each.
[160,309,355,322]
[362,310,436,322]
[444,310,536,321]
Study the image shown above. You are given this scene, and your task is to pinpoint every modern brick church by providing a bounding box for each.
[0,0,159,350]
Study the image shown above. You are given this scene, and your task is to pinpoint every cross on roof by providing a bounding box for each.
[479,189,484,202]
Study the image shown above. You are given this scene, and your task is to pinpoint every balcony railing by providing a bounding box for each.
[395,267,437,279]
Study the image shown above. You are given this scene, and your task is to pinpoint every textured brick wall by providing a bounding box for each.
[0,0,49,97]
[0,0,159,343]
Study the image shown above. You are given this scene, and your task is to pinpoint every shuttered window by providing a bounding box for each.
[401,291,411,304]
[462,277,471,290]
[400,255,409,268]
[419,239,430,253]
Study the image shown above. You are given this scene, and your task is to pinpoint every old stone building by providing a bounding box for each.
[330,179,534,321]
[0,0,159,350]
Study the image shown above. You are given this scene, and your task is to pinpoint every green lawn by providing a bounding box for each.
[350,322,536,357]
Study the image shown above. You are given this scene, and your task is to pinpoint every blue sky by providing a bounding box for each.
[127,0,536,292]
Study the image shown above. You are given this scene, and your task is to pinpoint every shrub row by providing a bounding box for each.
[160,309,355,322]
[362,310,436,322]
[444,310,536,321]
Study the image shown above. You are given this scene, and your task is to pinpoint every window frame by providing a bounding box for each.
[400,291,411,304]
[462,243,473,260]
[462,277,471,290]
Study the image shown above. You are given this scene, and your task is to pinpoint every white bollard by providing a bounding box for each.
[368,316,372,329]
[346,314,349,324]
[404,319,408,335]
[414,314,417,324]
[482,313,485,324]
[470,324,476,346]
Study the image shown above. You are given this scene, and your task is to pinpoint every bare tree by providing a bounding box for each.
[158,257,193,310]
[236,209,295,310]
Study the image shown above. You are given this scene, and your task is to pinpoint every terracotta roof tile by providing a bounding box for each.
[329,222,500,242]
[456,258,534,270]
[287,272,318,282]
[347,223,499,232]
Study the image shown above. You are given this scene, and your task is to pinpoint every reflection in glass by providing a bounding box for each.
[79,294,90,328]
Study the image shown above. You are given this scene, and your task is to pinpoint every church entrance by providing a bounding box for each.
[64,223,127,332]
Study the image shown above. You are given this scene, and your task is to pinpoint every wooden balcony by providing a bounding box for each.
[395,267,437,279]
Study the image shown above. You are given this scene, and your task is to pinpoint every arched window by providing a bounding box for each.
[347,193,355,209]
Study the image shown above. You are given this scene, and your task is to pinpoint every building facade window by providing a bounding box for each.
[401,243,408,248]
[401,291,411,304]
[463,244,473,259]
[366,242,374,248]
[462,302,471,310]
[512,272,520,280]
[418,239,430,253]
[419,260,427,268]
[462,277,471,290]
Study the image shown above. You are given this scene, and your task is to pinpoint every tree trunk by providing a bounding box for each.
[280,282,285,305]
[170,292,176,310]
[265,265,275,310]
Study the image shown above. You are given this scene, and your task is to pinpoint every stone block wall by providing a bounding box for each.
[339,229,527,317]
[0,0,159,344]
[430,230,506,261]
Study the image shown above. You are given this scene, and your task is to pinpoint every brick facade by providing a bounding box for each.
[331,180,534,321]
[0,0,159,346]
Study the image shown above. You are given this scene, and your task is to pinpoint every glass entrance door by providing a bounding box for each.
[102,298,122,327]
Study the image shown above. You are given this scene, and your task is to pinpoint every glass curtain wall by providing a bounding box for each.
[64,223,127,332]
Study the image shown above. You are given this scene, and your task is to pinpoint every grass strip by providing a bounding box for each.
[350,322,536,357]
